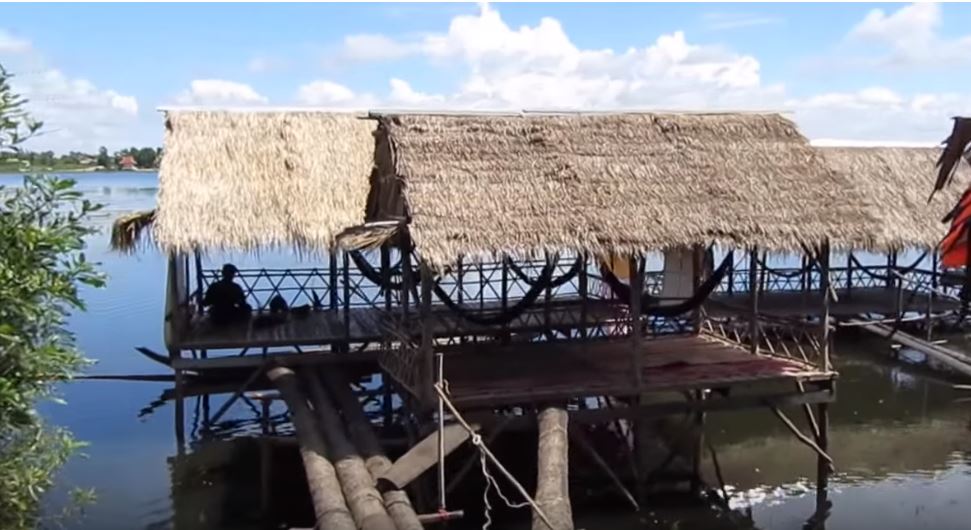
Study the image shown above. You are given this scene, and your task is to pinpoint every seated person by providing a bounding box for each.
[203,263,252,326]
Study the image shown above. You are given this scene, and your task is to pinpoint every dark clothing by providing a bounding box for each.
[203,279,251,326]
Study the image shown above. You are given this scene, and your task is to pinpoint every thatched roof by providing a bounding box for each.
[153,111,376,253]
[372,112,881,266]
[818,146,971,250]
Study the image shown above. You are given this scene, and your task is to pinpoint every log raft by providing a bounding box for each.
[303,373,397,530]
[322,370,424,530]
[266,366,356,530]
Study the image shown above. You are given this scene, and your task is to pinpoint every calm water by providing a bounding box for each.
[4,172,968,530]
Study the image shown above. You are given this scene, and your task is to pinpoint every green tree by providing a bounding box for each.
[0,64,104,529]
[96,146,111,168]
[134,147,156,169]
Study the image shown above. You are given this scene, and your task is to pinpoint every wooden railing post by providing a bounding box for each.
[419,263,435,405]
[819,242,831,372]
[749,247,760,355]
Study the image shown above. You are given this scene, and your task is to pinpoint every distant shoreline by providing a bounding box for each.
[0,168,158,175]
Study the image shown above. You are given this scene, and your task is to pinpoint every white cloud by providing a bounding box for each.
[9,68,143,152]
[0,29,31,54]
[847,3,971,68]
[340,4,779,110]
[295,80,375,108]
[788,88,971,143]
[701,12,783,31]
[341,34,415,61]
[247,54,290,74]
[175,79,268,105]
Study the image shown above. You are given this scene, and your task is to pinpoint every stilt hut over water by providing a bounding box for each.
[117,109,944,523]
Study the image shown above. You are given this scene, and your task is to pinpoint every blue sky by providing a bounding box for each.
[2,2,971,152]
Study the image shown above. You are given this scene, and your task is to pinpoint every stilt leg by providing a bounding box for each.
[815,402,830,514]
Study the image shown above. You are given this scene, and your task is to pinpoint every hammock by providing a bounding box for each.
[848,252,929,283]
[432,261,556,326]
[505,255,583,289]
[599,253,733,318]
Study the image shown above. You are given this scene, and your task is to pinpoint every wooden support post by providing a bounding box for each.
[544,253,553,332]
[726,250,735,295]
[267,366,356,530]
[749,248,760,355]
[691,245,703,334]
[322,371,424,530]
[419,263,435,406]
[815,402,831,512]
[579,253,588,339]
[329,252,339,311]
[569,425,638,511]
[820,242,832,372]
[888,250,898,290]
[628,255,649,500]
[533,407,573,530]
[401,235,413,320]
[690,390,706,495]
[501,257,510,344]
[629,255,644,390]
[304,374,396,530]
[342,252,351,347]
[846,251,854,295]
[193,250,204,310]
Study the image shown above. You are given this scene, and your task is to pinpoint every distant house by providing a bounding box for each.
[118,155,138,171]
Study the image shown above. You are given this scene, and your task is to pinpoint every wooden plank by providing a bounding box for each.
[171,349,378,371]
[377,423,477,491]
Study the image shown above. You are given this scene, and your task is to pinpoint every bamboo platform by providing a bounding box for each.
[173,298,621,350]
[709,287,959,318]
[172,286,956,352]
[435,335,834,408]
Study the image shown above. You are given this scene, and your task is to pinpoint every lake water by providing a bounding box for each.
[4,171,968,530]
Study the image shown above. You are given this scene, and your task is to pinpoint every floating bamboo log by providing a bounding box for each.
[266,366,355,530]
[857,322,971,379]
[533,407,573,530]
[303,373,396,530]
[322,370,423,530]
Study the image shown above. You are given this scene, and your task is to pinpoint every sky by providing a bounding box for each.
[2,1,971,153]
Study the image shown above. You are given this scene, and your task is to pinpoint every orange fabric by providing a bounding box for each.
[941,192,971,268]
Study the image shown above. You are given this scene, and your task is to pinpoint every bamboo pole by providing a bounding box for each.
[533,407,573,530]
[266,366,356,530]
[303,373,397,530]
[322,371,424,530]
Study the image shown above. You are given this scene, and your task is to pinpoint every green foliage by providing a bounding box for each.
[0,64,104,529]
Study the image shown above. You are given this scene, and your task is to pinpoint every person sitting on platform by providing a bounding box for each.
[203,263,252,326]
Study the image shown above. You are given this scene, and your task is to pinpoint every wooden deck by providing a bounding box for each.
[174,298,622,350]
[172,287,959,351]
[710,287,959,318]
[437,335,834,408]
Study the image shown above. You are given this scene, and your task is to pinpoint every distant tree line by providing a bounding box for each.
[2,145,163,171]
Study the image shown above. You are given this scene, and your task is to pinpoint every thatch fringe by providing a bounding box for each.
[111,209,156,253]
[153,111,376,254]
[373,112,882,267]
[818,147,971,250]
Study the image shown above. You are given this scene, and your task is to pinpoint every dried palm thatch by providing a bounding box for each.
[373,113,882,267]
[111,209,156,253]
[819,147,971,250]
[154,111,376,254]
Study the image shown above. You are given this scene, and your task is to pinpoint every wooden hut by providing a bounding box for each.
[122,109,912,525]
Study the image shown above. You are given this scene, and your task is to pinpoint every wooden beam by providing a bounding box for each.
[569,424,638,511]
[464,388,835,430]
[266,366,356,530]
[819,242,831,372]
[377,423,476,491]
[419,263,435,405]
[533,407,573,530]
